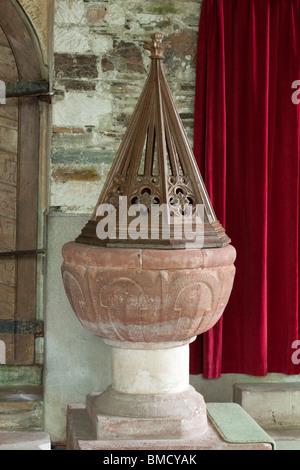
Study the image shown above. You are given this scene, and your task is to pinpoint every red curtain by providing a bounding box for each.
[191,0,300,377]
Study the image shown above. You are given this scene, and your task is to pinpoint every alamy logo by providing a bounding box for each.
[291,340,300,365]
[0,80,5,104]
[96,196,205,248]
[291,80,300,105]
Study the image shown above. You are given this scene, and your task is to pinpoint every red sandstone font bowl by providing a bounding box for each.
[61,242,236,347]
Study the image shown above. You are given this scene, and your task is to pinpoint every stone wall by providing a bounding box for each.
[51,0,203,213]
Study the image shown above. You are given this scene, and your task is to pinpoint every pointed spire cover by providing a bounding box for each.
[76,33,230,249]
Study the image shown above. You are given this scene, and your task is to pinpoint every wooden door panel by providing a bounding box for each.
[0,100,19,121]
[0,52,17,81]
[0,183,16,219]
[0,151,17,185]
[0,23,18,365]
[0,218,16,251]
[0,258,15,285]
[0,3,45,366]
[0,283,15,318]
[0,126,18,153]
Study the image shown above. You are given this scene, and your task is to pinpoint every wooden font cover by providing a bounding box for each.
[76,33,230,249]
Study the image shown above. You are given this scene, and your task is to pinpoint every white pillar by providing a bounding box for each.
[111,343,190,395]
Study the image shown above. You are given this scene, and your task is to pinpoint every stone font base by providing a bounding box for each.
[66,403,273,451]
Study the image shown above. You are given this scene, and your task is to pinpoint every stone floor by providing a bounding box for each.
[0,427,299,450]
[0,385,51,450]
[1,427,299,450]
[266,428,300,450]
[0,431,51,450]
[0,385,43,432]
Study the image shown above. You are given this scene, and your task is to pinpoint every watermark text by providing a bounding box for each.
[96,197,205,248]
[291,340,300,365]
[291,80,300,105]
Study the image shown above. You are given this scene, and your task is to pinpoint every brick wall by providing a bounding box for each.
[51,0,203,212]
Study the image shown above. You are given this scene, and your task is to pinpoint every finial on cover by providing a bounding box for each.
[143,32,172,59]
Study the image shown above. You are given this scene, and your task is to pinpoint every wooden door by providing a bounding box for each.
[0,1,46,366]
[0,25,20,364]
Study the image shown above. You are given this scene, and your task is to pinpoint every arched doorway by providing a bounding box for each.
[0,0,49,365]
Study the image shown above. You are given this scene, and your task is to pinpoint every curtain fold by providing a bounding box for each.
[191,0,300,377]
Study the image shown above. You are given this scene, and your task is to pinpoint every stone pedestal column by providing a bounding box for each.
[85,339,207,441]
[111,341,190,394]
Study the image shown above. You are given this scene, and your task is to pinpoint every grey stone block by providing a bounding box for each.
[0,431,51,450]
[234,383,300,428]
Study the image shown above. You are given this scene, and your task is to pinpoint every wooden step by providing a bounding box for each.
[0,386,43,431]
